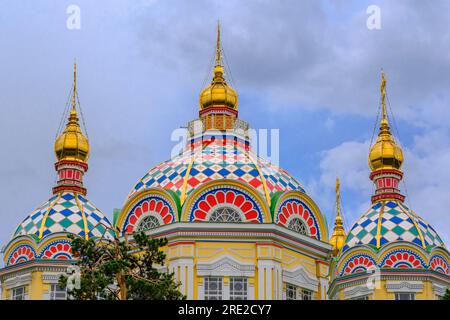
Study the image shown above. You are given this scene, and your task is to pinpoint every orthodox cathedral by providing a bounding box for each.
[0,25,449,300]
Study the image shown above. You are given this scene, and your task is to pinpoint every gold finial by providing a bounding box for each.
[72,61,77,111]
[381,70,387,122]
[199,22,238,114]
[336,177,341,218]
[330,176,346,256]
[368,70,404,171]
[215,21,222,67]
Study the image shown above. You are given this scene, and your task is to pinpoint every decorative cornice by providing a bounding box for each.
[134,222,331,260]
[42,272,65,284]
[200,106,238,117]
[329,268,450,298]
[3,272,32,289]
[0,259,73,278]
[196,255,255,277]
[369,169,403,180]
[385,280,423,292]
[432,282,447,296]
[344,284,374,299]
[283,266,319,292]
[52,185,87,195]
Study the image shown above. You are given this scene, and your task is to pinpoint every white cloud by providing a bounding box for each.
[314,129,450,246]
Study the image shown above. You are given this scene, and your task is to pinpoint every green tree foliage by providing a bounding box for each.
[59,231,184,300]
[443,288,450,300]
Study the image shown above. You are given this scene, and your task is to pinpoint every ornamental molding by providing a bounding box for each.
[385,280,423,293]
[3,272,32,289]
[283,266,318,292]
[344,284,374,299]
[42,272,65,284]
[432,282,447,296]
[328,275,371,298]
[196,254,255,277]
[330,269,450,297]
[139,222,331,260]
[0,259,72,278]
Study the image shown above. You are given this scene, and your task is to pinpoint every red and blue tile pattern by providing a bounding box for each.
[127,137,305,203]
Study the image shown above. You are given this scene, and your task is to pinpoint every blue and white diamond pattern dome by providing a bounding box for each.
[342,200,445,253]
[14,191,114,240]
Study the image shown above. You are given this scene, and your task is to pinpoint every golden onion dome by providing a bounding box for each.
[330,215,346,256]
[368,119,403,171]
[199,65,238,110]
[199,21,238,111]
[54,108,89,162]
[54,62,90,163]
[368,71,404,171]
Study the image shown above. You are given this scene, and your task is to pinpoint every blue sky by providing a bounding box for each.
[1,0,450,253]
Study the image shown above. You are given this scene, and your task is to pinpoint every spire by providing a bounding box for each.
[215,20,222,67]
[335,176,341,219]
[368,71,405,203]
[381,70,387,121]
[53,63,90,195]
[379,70,391,136]
[330,177,346,256]
[198,22,238,130]
[369,71,403,172]
[72,61,77,111]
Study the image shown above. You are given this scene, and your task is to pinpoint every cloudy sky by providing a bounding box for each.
[1,0,450,255]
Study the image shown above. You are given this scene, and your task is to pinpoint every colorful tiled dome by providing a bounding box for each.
[14,191,114,240]
[127,135,305,205]
[342,200,445,253]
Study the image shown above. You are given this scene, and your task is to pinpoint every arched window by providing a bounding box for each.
[287,217,308,235]
[209,207,242,222]
[137,215,160,231]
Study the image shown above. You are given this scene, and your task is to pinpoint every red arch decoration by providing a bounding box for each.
[430,255,450,275]
[191,188,262,222]
[125,197,174,233]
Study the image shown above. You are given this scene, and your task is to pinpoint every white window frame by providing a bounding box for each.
[11,286,27,300]
[395,292,415,300]
[49,284,67,300]
[284,283,313,300]
[204,277,223,300]
[286,284,297,300]
[229,277,248,300]
[299,287,313,300]
[350,295,369,300]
